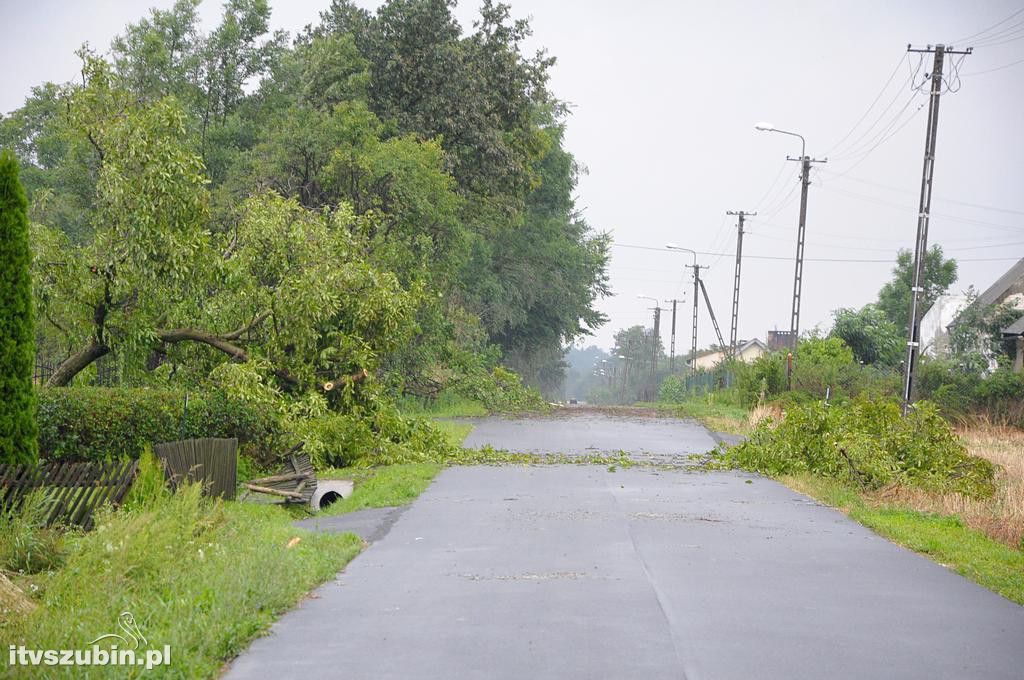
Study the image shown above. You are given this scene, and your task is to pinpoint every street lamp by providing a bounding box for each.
[754,121,806,159]
[754,121,824,388]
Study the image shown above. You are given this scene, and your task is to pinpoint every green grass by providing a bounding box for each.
[1,484,361,678]
[397,391,487,418]
[432,420,473,447]
[782,473,1024,605]
[639,398,750,435]
[316,463,443,515]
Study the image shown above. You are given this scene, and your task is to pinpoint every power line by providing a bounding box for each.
[964,55,1024,76]
[608,241,1021,263]
[817,168,1024,216]
[952,7,1024,44]
[819,185,1024,233]
[823,53,908,157]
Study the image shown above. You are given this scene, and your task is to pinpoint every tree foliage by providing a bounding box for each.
[3,0,607,449]
[877,245,958,336]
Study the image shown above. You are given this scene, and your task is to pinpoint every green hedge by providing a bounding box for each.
[36,387,284,463]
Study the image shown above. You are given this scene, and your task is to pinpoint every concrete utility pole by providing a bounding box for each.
[665,298,684,371]
[686,264,703,372]
[651,305,662,377]
[726,210,755,358]
[902,43,971,414]
[754,123,826,389]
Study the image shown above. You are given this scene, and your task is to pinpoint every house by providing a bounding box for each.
[920,293,970,357]
[690,338,768,371]
[921,257,1024,364]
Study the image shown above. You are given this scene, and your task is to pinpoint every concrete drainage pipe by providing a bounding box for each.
[310,480,354,511]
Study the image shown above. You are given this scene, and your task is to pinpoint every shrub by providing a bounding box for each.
[711,397,996,498]
[736,351,786,406]
[295,404,455,469]
[0,151,38,466]
[658,374,688,403]
[452,366,545,412]
[36,387,284,463]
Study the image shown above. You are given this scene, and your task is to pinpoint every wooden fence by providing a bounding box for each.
[0,460,138,530]
[154,438,238,500]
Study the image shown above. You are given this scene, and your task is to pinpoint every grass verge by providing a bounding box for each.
[638,399,753,435]
[432,420,474,448]
[398,392,487,418]
[782,473,1024,605]
[317,463,443,515]
[1,483,361,678]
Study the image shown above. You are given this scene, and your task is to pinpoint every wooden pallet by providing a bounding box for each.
[0,459,138,530]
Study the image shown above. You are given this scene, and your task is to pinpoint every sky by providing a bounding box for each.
[4,0,1024,354]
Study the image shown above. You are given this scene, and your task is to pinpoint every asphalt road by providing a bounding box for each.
[226,411,1024,680]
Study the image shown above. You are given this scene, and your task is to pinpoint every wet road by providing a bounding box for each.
[226,411,1024,680]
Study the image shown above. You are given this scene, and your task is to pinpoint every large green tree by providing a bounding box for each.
[830,304,902,367]
[0,151,38,465]
[877,245,958,336]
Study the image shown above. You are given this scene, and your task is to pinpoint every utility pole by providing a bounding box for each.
[686,264,704,372]
[650,305,662,377]
[785,152,826,388]
[665,298,684,371]
[902,43,971,414]
[726,210,755,358]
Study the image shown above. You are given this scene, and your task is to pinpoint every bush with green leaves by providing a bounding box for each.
[452,366,546,412]
[914,359,1024,426]
[36,387,284,463]
[711,397,995,498]
[736,351,787,406]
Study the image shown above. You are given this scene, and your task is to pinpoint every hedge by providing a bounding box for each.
[36,387,285,463]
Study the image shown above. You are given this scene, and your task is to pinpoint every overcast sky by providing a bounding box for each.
[4,0,1024,353]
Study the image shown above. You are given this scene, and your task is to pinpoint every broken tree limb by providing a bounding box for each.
[322,368,369,392]
[241,482,305,499]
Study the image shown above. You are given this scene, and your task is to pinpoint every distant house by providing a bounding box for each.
[920,294,970,357]
[921,257,1024,368]
[690,338,768,371]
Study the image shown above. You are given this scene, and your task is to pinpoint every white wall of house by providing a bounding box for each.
[691,341,767,371]
[920,294,969,358]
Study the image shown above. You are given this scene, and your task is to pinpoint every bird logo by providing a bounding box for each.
[88,612,148,650]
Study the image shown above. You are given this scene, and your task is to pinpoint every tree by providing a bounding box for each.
[947,288,1022,373]
[0,151,38,465]
[830,304,902,367]
[877,245,957,335]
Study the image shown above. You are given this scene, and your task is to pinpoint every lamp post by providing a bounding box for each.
[754,122,826,389]
[666,245,701,372]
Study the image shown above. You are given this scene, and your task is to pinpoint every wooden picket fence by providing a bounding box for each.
[0,460,138,530]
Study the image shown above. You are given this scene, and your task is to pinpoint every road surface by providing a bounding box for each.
[226,410,1024,679]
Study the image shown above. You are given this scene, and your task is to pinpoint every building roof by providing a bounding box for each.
[737,338,768,353]
[975,258,1024,309]
[1003,314,1024,337]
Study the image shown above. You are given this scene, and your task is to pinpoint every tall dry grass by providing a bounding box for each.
[870,421,1024,549]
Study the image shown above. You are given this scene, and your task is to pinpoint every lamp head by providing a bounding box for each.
[754,121,775,132]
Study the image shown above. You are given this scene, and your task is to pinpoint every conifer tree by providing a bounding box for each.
[0,151,38,465]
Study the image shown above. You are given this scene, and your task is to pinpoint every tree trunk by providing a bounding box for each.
[156,328,248,361]
[46,339,109,387]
